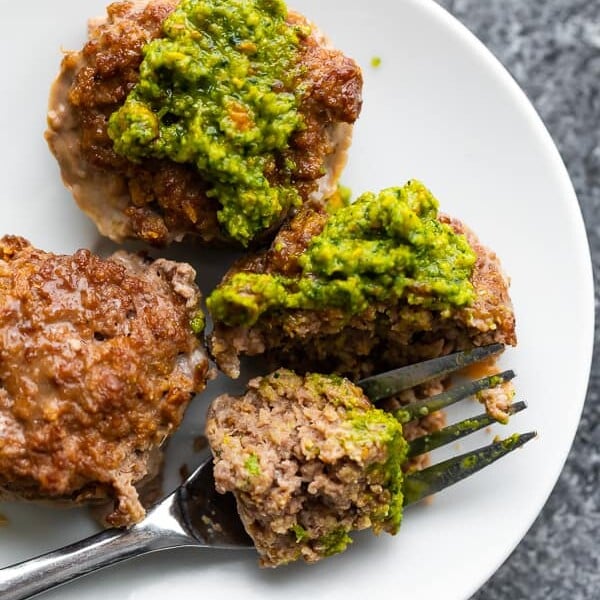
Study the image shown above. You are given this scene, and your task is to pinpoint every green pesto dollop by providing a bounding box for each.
[108,0,306,246]
[190,311,206,335]
[207,180,477,326]
[332,184,353,211]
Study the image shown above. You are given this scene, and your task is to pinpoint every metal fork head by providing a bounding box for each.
[171,344,534,536]
[358,343,506,401]
[0,344,534,600]
[175,459,253,549]
[356,344,536,504]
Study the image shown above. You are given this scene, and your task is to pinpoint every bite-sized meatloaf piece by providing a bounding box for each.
[208,180,516,419]
[0,236,211,527]
[46,0,362,247]
[206,369,408,567]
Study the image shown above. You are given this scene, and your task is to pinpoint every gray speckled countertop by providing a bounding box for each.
[434,1,600,598]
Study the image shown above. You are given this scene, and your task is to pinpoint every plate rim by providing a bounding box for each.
[0,0,595,598]
[421,0,595,594]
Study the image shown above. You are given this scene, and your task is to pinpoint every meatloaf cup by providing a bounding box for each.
[208,180,516,420]
[46,0,362,248]
[0,236,211,527]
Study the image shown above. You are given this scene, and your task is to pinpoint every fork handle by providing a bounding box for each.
[0,522,190,600]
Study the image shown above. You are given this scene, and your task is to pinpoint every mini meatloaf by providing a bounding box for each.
[46,0,362,247]
[208,181,516,418]
[206,369,408,567]
[0,236,210,527]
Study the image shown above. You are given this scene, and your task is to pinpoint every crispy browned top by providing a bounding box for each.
[53,0,362,245]
[0,236,210,526]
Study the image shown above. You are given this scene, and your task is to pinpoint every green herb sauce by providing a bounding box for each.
[108,0,307,245]
[244,453,261,476]
[316,527,353,557]
[189,311,206,335]
[290,524,310,543]
[344,405,408,532]
[208,180,477,326]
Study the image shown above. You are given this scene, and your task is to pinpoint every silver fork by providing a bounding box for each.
[0,344,536,600]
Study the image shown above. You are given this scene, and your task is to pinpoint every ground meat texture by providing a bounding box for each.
[209,203,516,420]
[206,369,407,567]
[477,381,516,424]
[45,0,362,247]
[0,236,211,527]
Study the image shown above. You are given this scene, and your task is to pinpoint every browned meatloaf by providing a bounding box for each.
[45,0,362,247]
[206,369,408,567]
[0,236,211,527]
[209,209,516,378]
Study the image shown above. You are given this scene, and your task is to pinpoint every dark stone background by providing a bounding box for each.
[434,1,600,598]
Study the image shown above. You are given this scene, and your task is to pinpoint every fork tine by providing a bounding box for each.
[406,401,527,458]
[358,343,505,401]
[394,370,515,424]
[402,431,537,506]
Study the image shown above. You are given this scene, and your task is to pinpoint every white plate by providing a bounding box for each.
[0,0,594,599]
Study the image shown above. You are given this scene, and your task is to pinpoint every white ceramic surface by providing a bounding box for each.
[0,1,594,599]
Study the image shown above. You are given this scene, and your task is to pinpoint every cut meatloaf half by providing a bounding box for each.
[209,202,516,397]
[45,0,362,247]
[207,369,408,567]
[0,236,211,527]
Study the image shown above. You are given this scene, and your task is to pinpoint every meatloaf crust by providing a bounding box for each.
[45,0,362,246]
[0,236,211,526]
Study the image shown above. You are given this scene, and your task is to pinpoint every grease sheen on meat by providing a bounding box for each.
[0,236,211,527]
[46,0,362,247]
